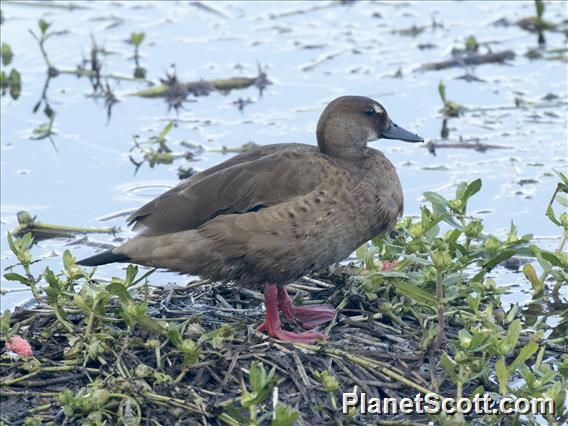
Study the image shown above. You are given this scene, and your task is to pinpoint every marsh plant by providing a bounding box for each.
[1,175,566,425]
[129,31,147,79]
[0,41,21,100]
[355,173,567,424]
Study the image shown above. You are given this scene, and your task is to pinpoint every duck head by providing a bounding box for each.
[316,96,423,160]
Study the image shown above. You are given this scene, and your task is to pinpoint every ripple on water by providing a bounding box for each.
[114,181,174,203]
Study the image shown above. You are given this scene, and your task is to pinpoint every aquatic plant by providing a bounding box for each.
[354,175,567,423]
[1,42,21,100]
[438,80,466,117]
[10,210,116,240]
[1,176,566,424]
[129,31,147,79]
[517,0,558,33]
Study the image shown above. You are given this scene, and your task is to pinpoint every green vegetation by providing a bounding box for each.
[1,41,21,100]
[438,80,466,118]
[130,32,147,79]
[517,0,559,34]
[1,175,566,424]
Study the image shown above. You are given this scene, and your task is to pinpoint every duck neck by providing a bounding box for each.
[317,126,369,162]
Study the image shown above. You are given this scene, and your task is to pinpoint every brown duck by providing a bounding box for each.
[78,96,423,343]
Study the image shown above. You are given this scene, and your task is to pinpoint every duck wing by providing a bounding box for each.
[127,144,322,235]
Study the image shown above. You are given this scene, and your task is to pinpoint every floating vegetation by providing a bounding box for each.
[129,32,147,79]
[129,122,195,174]
[11,210,117,241]
[438,80,466,118]
[131,65,271,99]
[23,17,271,143]
[517,0,561,34]
[424,140,512,156]
[0,42,21,100]
[420,50,515,71]
[1,178,566,424]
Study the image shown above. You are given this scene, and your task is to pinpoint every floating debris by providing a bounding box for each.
[420,50,515,71]
[11,211,117,241]
[424,140,512,156]
[131,67,271,98]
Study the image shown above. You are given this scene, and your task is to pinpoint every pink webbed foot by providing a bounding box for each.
[256,320,328,343]
[287,304,336,329]
[256,283,329,343]
[277,286,335,329]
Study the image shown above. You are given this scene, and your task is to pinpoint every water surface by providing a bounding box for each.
[1,1,567,310]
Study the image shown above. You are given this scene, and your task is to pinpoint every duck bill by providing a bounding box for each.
[381,120,424,143]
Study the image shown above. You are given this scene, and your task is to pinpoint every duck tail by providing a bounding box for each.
[77,249,131,267]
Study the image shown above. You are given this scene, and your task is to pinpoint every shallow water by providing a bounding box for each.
[1,1,567,310]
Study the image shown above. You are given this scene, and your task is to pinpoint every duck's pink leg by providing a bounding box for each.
[256,283,328,343]
[277,286,336,330]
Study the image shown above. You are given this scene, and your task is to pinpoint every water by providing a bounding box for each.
[1,1,567,310]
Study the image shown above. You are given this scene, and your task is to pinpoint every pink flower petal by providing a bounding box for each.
[5,335,33,358]
[381,260,399,271]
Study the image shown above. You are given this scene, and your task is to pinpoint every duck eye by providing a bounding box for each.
[365,107,375,116]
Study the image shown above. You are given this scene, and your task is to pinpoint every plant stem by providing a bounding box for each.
[457,365,463,399]
[22,264,41,303]
[434,267,445,351]
[12,221,116,238]
[292,343,441,397]
[552,229,567,296]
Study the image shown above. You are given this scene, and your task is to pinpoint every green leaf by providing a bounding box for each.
[483,249,516,271]
[556,195,568,207]
[438,80,447,104]
[73,294,93,315]
[523,263,543,296]
[167,323,183,347]
[507,342,539,374]
[8,68,20,92]
[458,329,472,350]
[134,66,146,79]
[466,292,481,313]
[130,31,145,47]
[199,324,235,349]
[180,338,201,366]
[1,70,8,89]
[498,319,521,355]
[158,121,174,142]
[463,179,482,204]
[531,245,552,271]
[546,206,561,226]
[465,35,478,51]
[314,370,340,392]
[1,43,13,66]
[38,19,50,34]
[540,251,565,268]
[423,191,449,212]
[0,310,12,336]
[554,169,568,187]
[133,314,166,335]
[130,267,156,287]
[124,264,138,287]
[535,0,544,19]
[271,403,300,426]
[63,250,75,271]
[4,272,30,285]
[247,362,276,405]
[249,361,265,393]
[6,232,17,255]
[495,357,509,394]
[106,282,132,304]
[440,352,459,383]
[393,281,438,309]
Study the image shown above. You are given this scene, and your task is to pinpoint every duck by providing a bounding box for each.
[78,96,423,343]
